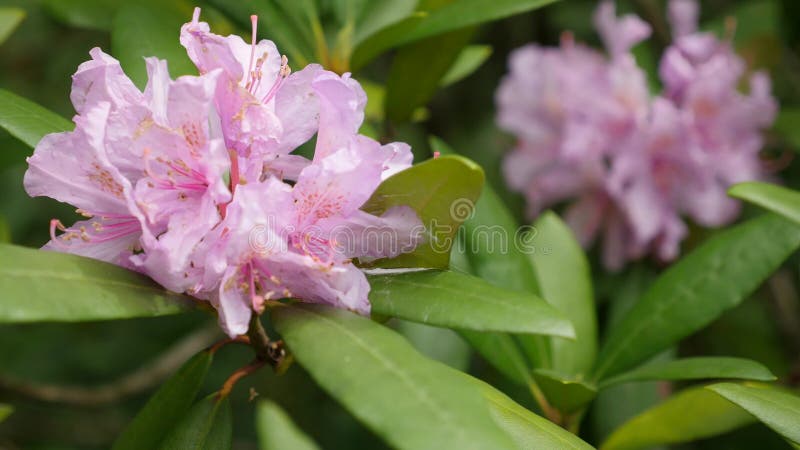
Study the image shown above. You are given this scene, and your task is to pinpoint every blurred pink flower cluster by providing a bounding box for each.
[497,0,777,270]
[24,9,421,336]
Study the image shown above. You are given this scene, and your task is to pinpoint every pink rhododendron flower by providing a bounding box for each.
[24,8,421,336]
[497,0,776,270]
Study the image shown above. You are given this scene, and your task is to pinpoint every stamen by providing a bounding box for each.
[192,7,201,24]
[261,55,291,104]
[245,15,259,90]
[49,219,68,247]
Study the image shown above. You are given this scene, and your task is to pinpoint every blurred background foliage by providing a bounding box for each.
[0,0,799,448]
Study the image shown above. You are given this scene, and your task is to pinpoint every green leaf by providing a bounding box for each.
[272,304,519,450]
[593,213,800,380]
[775,108,800,153]
[384,28,474,122]
[0,244,195,323]
[113,351,214,450]
[431,136,548,369]
[0,403,12,423]
[112,4,197,89]
[397,320,471,370]
[0,7,24,45]
[368,270,575,337]
[729,182,800,225]
[707,382,800,445]
[600,357,776,389]
[361,155,485,269]
[256,400,320,450]
[600,386,756,450]
[459,331,534,386]
[42,0,120,31]
[531,369,597,414]
[0,89,73,148]
[350,14,426,71]
[159,394,233,450]
[354,0,417,44]
[479,378,595,450]
[528,211,597,375]
[440,45,493,87]
[351,0,558,68]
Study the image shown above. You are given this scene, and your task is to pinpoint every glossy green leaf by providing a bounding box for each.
[113,351,214,450]
[256,400,320,450]
[350,14,426,70]
[361,155,484,269]
[112,4,197,89]
[273,304,519,450]
[0,7,24,44]
[42,0,120,31]
[775,108,800,153]
[440,45,493,86]
[729,182,800,225]
[0,89,73,148]
[600,386,756,450]
[532,369,597,414]
[430,136,548,369]
[478,378,595,450]
[460,331,533,386]
[351,0,557,68]
[593,213,800,380]
[0,403,12,423]
[0,244,195,323]
[600,357,776,389]
[385,28,474,122]
[707,382,800,445]
[397,320,471,370]
[368,269,574,337]
[159,394,232,450]
[528,211,596,375]
[354,0,417,44]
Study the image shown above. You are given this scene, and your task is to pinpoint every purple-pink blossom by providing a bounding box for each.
[24,8,421,336]
[497,0,777,270]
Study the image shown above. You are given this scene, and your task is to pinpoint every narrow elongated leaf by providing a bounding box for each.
[350,14,426,70]
[594,213,800,380]
[113,351,214,450]
[354,0,417,44]
[440,45,493,86]
[256,400,320,450]
[729,182,800,225]
[0,404,12,423]
[431,136,548,369]
[159,394,232,450]
[273,305,518,450]
[0,7,24,44]
[368,270,574,337]
[42,0,120,31]
[0,89,73,148]
[0,244,195,323]
[600,357,776,389]
[385,28,474,122]
[601,386,756,450]
[112,4,196,88]
[351,0,557,67]
[478,378,595,450]
[532,369,597,414]
[361,155,484,269]
[460,331,533,386]
[707,382,800,445]
[528,211,596,375]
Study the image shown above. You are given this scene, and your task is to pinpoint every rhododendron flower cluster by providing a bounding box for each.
[497,0,777,270]
[24,9,422,336]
